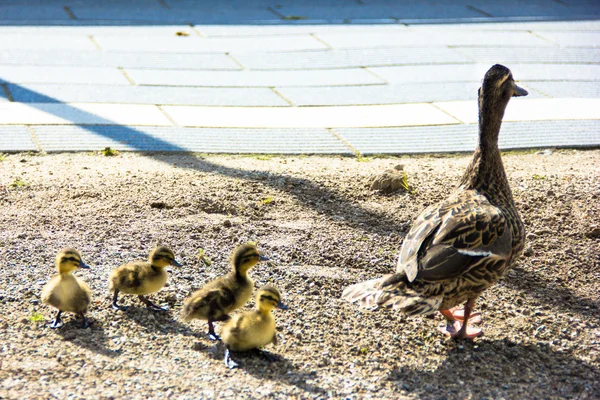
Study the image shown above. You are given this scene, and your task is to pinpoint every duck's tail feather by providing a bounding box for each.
[342,273,442,316]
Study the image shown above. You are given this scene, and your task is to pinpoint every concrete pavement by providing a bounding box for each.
[0,0,599,155]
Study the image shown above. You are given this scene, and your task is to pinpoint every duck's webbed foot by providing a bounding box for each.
[224,347,238,369]
[112,290,129,311]
[138,295,168,311]
[50,310,63,329]
[439,298,483,340]
[207,320,220,341]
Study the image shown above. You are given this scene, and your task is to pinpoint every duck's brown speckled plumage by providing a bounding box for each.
[343,65,527,328]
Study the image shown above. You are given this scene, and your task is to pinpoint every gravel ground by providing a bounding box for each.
[0,150,599,399]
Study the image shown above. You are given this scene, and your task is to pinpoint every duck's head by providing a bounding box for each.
[55,248,90,274]
[231,243,268,275]
[479,64,528,108]
[149,246,182,268]
[256,286,287,312]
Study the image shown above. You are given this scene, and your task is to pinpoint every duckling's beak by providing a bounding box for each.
[259,255,269,262]
[79,262,90,269]
[276,301,288,310]
[513,84,528,97]
[172,259,182,267]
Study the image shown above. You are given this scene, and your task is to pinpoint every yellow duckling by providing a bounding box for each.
[109,246,181,311]
[41,248,91,329]
[222,286,287,369]
[180,243,268,341]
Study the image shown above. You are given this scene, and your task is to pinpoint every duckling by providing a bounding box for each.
[222,286,287,369]
[109,246,181,311]
[343,64,528,340]
[41,248,91,329]
[180,243,268,341]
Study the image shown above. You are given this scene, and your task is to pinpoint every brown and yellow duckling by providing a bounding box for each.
[109,246,181,311]
[343,64,528,340]
[222,286,287,369]
[180,243,268,341]
[41,248,92,329]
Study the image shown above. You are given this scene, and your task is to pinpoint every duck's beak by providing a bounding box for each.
[276,301,288,310]
[172,259,182,267]
[259,255,269,262]
[514,84,528,97]
[79,262,90,269]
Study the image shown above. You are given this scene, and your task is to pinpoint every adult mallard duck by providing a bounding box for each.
[343,64,527,340]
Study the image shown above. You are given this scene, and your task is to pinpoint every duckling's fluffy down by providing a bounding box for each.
[42,274,91,313]
[221,310,277,351]
[109,262,168,295]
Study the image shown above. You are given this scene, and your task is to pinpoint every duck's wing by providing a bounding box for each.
[398,191,512,283]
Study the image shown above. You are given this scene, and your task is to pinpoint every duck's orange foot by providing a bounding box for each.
[438,321,482,340]
[449,308,482,325]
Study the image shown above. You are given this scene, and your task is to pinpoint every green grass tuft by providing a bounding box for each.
[29,312,44,323]
[197,248,212,266]
[11,178,29,188]
[260,196,274,205]
[101,147,119,156]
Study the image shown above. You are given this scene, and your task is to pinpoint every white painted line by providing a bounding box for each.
[161,103,459,128]
[433,98,600,124]
[0,103,172,126]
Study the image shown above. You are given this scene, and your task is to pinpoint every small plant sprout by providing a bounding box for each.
[255,155,273,161]
[197,249,212,266]
[29,312,44,323]
[532,174,546,180]
[11,178,28,188]
[101,147,119,157]
[260,196,274,205]
[0,153,7,161]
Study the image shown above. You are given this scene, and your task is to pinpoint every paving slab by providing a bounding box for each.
[434,98,600,124]
[0,25,195,36]
[334,120,600,155]
[0,34,97,51]
[531,31,600,47]
[0,50,240,70]
[278,82,481,106]
[314,30,552,48]
[161,104,459,128]
[525,81,600,98]
[0,66,130,85]
[7,84,289,106]
[197,24,406,38]
[404,20,600,31]
[92,35,327,53]
[0,125,37,152]
[470,1,600,18]
[454,47,600,64]
[32,125,351,154]
[369,64,600,84]
[0,103,172,126]
[232,47,471,70]
[126,68,384,87]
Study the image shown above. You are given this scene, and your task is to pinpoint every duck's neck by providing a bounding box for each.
[460,100,512,203]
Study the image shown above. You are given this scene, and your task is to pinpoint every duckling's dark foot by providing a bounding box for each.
[50,311,63,329]
[80,316,91,329]
[50,319,63,329]
[138,295,168,311]
[224,348,239,369]
[207,320,220,341]
[112,303,129,311]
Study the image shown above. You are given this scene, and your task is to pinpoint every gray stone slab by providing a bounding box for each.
[33,125,352,154]
[126,68,384,87]
[314,30,551,48]
[197,24,406,38]
[233,47,471,70]
[0,5,71,20]
[369,64,600,84]
[7,84,289,106]
[405,20,600,31]
[524,81,600,98]
[470,1,600,18]
[532,32,600,47]
[278,82,480,106]
[0,25,196,37]
[275,4,482,21]
[455,47,600,64]
[0,66,129,85]
[335,120,600,155]
[0,50,240,70]
[0,126,37,152]
[0,34,97,51]
[93,35,327,53]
